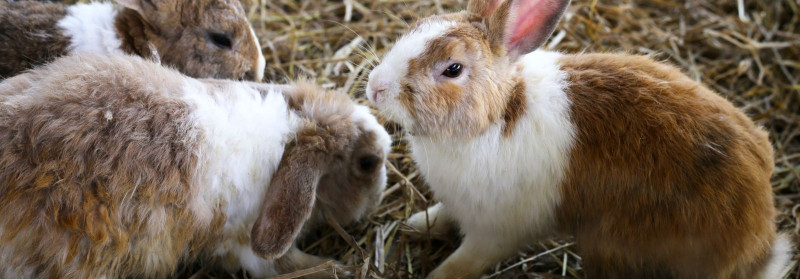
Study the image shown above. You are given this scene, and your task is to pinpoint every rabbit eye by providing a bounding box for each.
[357,155,380,173]
[208,32,233,50]
[442,63,463,78]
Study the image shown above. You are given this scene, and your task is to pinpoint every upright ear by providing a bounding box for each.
[467,0,505,18]
[485,0,570,62]
[250,126,331,259]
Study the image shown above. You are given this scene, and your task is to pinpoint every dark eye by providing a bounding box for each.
[357,155,380,173]
[208,32,233,50]
[442,63,463,78]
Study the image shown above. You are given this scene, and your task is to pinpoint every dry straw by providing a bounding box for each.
[66,0,800,277]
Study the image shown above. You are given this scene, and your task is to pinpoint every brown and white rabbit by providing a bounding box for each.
[0,53,391,278]
[0,0,265,81]
[365,0,791,278]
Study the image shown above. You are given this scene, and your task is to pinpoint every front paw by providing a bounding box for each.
[405,203,454,239]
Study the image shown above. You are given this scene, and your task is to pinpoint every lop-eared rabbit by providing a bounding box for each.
[365,0,791,278]
[0,0,265,81]
[0,53,391,278]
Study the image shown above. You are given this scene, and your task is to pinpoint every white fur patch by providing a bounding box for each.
[229,243,278,277]
[248,26,266,81]
[761,234,794,279]
[181,80,302,276]
[352,104,392,156]
[366,20,456,127]
[57,2,125,55]
[408,51,574,244]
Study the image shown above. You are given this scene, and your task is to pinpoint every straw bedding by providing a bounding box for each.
[57,0,800,277]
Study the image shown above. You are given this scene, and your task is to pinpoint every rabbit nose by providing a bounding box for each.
[368,80,388,102]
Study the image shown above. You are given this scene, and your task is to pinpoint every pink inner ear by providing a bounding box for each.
[483,0,505,18]
[508,0,550,46]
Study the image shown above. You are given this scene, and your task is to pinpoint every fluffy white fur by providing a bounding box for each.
[366,20,456,129]
[181,80,303,276]
[762,234,794,279]
[57,2,125,55]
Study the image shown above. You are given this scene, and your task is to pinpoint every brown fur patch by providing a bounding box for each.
[114,9,157,60]
[400,16,518,138]
[0,54,223,278]
[252,81,387,260]
[0,1,70,79]
[501,79,526,137]
[556,53,776,278]
[251,121,334,259]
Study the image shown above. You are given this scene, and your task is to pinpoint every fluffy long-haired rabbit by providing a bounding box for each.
[365,0,791,278]
[0,53,391,278]
[0,0,265,81]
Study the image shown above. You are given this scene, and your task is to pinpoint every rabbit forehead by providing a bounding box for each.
[379,19,457,84]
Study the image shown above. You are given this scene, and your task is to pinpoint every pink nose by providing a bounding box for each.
[369,80,388,101]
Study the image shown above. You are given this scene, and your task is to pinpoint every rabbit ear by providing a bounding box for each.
[114,0,144,12]
[249,117,357,260]
[487,0,570,62]
[115,0,163,15]
[250,136,327,259]
[467,0,505,18]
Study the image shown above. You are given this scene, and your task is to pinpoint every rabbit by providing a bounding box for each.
[364,0,792,278]
[0,0,265,81]
[0,53,391,278]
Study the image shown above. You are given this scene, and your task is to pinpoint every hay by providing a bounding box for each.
[66,0,800,277]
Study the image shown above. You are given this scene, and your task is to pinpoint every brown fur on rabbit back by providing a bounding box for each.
[0,1,70,79]
[0,55,223,278]
[556,53,776,278]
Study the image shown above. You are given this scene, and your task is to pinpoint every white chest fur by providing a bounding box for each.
[409,51,575,240]
[57,2,125,55]
[180,80,302,276]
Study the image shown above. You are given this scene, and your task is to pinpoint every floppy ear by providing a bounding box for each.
[486,0,570,62]
[250,128,330,259]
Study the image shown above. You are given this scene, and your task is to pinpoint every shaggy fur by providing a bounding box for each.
[367,0,788,278]
[0,0,264,81]
[0,1,70,79]
[0,54,390,278]
[0,53,210,278]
